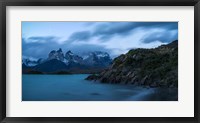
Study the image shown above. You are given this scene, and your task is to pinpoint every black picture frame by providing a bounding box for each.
[0,0,199,123]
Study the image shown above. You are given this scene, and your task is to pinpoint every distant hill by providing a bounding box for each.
[33,59,68,73]
[86,40,178,88]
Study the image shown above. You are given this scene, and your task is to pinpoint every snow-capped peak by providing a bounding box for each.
[66,50,74,55]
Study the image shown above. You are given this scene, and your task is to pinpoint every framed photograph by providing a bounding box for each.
[0,0,199,122]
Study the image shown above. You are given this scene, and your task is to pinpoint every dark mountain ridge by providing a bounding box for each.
[34,59,68,73]
[86,40,178,88]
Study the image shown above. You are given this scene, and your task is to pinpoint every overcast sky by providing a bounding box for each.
[22,22,178,59]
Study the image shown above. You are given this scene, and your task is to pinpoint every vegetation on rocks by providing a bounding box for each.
[86,40,178,88]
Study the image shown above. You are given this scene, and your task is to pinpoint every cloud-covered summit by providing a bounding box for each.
[22,22,178,59]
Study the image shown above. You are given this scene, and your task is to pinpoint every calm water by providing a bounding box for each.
[22,74,178,101]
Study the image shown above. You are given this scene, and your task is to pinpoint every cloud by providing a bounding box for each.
[66,43,111,56]
[66,22,178,43]
[22,37,62,59]
[67,31,91,42]
[93,23,134,38]
[141,29,178,43]
[22,37,112,59]
[22,22,178,59]
[92,22,177,40]
[26,36,59,43]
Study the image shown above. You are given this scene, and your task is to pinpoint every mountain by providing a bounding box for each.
[22,58,38,67]
[86,40,178,88]
[22,49,112,74]
[34,59,68,73]
[65,50,84,65]
[37,58,46,64]
[22,63,43,74]
[22,57,46,67]
[48,48,65,61]
[83,51,112,67]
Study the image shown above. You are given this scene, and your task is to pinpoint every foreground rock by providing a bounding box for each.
[86,40,178,88]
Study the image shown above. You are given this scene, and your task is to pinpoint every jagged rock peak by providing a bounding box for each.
[66,50,73,54]
[57,48,62,52]
[50,50,56,54]
[65,50,83,63]
[48,48,64,61]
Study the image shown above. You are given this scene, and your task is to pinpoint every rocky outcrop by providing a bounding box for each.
[86,40,178,88]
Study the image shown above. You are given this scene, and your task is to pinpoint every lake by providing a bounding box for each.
[22,74,178,101]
